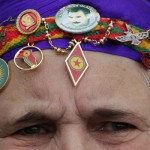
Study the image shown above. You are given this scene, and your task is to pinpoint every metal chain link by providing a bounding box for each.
[42,18,76,54]
[83,20,114,46]
[42,18,114,54]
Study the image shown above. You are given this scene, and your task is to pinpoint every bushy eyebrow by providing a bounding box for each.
[0,112,57,137]
[89,108,145,122]
[11,109,146,127]
[12,111,55,126]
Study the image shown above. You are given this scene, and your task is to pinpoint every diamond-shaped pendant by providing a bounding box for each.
[65,42,89,86]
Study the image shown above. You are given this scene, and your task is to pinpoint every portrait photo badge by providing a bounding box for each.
[55,4,100,34]
[16,9,41,35]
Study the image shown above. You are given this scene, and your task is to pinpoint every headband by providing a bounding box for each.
[0,1,150,88]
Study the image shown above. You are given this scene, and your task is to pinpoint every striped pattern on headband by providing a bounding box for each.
[0,17,150,67]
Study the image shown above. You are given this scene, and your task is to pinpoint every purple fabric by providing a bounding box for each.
[1,0,150,62]
[2,40,141,62]
[70,0,150,29]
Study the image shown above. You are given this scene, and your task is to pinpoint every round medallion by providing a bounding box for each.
[14,45,43,70]
[55,4,100,34]
[16,9,41,35]
[0,58,10,90]
[70,56,85,71]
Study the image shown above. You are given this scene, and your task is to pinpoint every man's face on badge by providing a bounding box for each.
[21,14,35,30]
[68,10,89,27]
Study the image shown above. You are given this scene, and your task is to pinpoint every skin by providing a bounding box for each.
[0,50,150,150]
[68,11,89,27]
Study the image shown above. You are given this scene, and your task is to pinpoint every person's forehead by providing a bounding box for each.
[2,51,149,99]
[0,51,149,117]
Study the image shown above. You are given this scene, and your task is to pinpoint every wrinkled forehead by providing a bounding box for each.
[0,50,150,132]
[0,11,150,112]
[1,51,150,111]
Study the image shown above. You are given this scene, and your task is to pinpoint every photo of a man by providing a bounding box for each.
[67,6,91,27]
[55,4,100,33]
[21,14,36,30]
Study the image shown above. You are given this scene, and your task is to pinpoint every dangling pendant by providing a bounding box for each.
[0,58,10,90]
[15,10,43,70]
[65,41,89,86]
[14,45,43,70]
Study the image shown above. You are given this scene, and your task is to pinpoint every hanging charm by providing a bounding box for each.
[14,45,43,70]
[16,9,42,35]
[65,41,89,86]
[15,9,43,70]
[116,24,149,45]
[0,58,10,90]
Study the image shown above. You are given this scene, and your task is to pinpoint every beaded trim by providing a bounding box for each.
[0,17,150,57]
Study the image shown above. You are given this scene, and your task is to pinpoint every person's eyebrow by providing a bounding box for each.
[12,111,55,126]
[84,108,146,124]
[93,108,144,120]
[0,112,57,137]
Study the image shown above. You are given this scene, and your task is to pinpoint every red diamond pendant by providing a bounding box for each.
[65,42,89,86]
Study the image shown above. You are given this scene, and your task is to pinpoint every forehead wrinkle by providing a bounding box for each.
[76,74,124,102]
[0,97,65,129]
[75,57,150,120]
[15,65,54,101]
[6,53,74,121]
[5,65,65,119]
[76,57,128,100]
[142,69,150,89]
[74,74,125,119]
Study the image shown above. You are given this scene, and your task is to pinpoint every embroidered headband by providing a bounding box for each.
[1,17,149,60]
[0,1,150,89]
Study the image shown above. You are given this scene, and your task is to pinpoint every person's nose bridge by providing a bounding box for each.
[60,124,88,150]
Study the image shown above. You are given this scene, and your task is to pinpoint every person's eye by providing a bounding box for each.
[99,122,135,133]
[15,124,56,137]
[90,121,140,144]
[10,124,56,147]
[16,125,47,136]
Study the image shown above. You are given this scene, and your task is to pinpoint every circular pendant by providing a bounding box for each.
[0,58,10,90]
[14,45,43,70]
[16,9,41,35]
[55,4,100,34]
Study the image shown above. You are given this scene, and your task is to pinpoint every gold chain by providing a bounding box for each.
[42,18,76,54]
[83,20,114,46]
[42,18,114,54]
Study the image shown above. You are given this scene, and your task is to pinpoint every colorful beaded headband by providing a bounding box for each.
[0,4,150,89]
